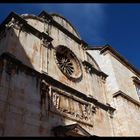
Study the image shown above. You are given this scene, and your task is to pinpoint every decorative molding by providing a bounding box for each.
[38,10,88,48]
[86,45,140,78]
[132,76,140,85]
[0,52,115,114]
[6,17,24,31]
[113,90,140,107]
[49,88,94,126]
[0,12,53,43]
[86,46,103,50]
[82,60,108,80]
[50,12,81,39]
[100,45,140,78]
[21,14,45,23]
[52,123,92,136]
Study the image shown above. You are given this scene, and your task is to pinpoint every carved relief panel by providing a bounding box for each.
[49,88,95,127]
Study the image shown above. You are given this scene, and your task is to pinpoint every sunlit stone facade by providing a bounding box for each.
[0,11,139,136]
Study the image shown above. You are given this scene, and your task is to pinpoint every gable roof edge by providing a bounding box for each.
[100,45,140,77]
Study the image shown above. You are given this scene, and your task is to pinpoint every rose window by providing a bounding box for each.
[54,46,82,81]
[57,54,74,76]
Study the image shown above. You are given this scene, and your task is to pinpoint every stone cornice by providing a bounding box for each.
[0,12,53,42]
[38,10,88,47]
[86,46,104,50]
[100,45,140,77]
[86,45,140,78]
[0,52,115,113]
[82,60,108,79]
[52,123,91,136]
[132,76,140,85]
[113,90,140,107]
[50,12,81,39]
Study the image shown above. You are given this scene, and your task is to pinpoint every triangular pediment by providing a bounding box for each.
[52,123,92,137]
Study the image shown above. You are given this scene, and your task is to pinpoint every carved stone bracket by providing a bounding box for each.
[5,17,23,31]
[5,17,15,28]
[91,104,97,114]
[41,38,52,49]
[106,104,115,118]
[82,61,92,74]
[107,109,114,118]
[3,12,53,43]
[44,18,51,24]
[82,60,108,81]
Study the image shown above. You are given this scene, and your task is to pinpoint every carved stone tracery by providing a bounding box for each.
[54,45,82,81]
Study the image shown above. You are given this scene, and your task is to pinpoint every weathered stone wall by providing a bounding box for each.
[0,13,114,136]
[88,49,140,136]
[113,95,140,136]
[109,53,139,101]
[87,50,119,104]
[26,18,45,33]
[0,59,42,136]
[5,27,42,73]
[93,108,113,136]
[20,17,107,102]
[5,16,88,97]
[0,58,67,136]
[51,14,80,38]
[88,50,139,104]
[0,57,113,136]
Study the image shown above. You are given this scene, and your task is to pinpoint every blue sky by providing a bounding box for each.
[0,3,140,71]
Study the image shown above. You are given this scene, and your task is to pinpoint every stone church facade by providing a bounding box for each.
[0,11,140,136]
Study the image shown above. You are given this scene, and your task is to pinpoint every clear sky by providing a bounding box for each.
[0,3,140,71]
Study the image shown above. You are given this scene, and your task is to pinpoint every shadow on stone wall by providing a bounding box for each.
[0,26,66,136]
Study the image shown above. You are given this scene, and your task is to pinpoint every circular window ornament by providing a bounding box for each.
[54,45,82,81]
